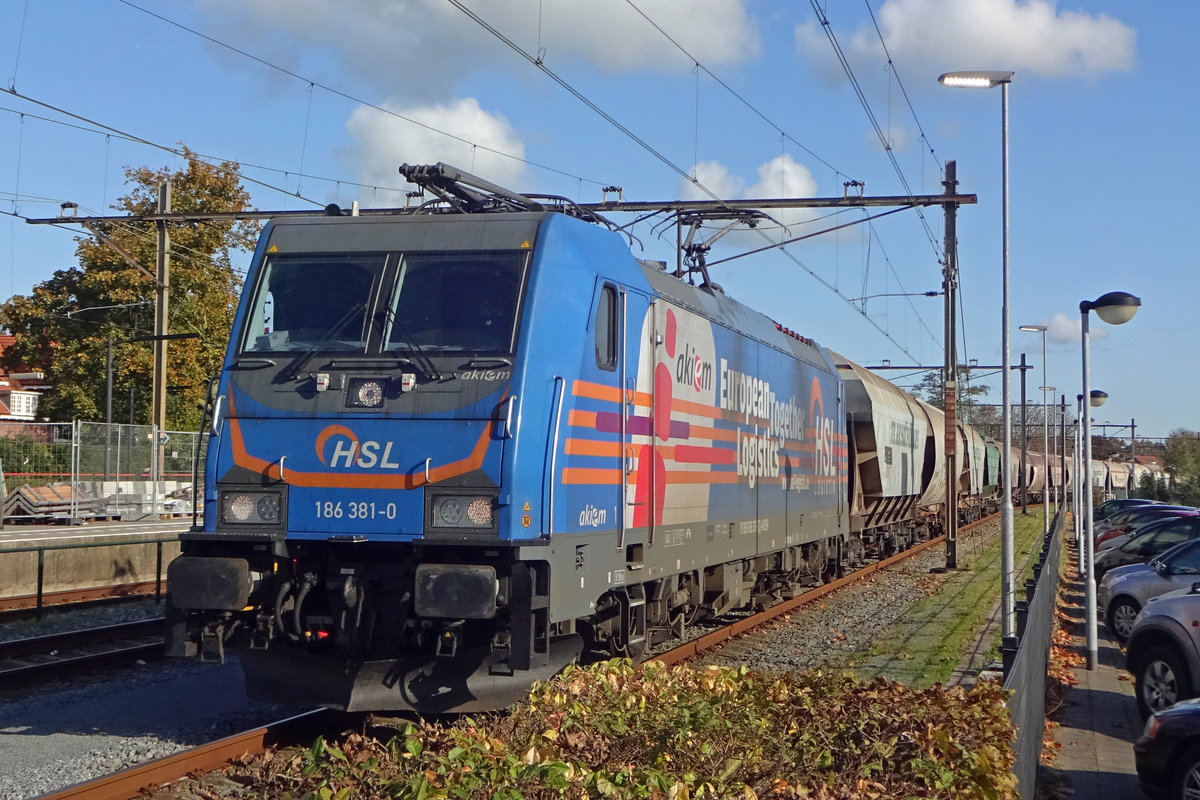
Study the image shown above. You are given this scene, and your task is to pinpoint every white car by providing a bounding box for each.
[1101,538,1200,641]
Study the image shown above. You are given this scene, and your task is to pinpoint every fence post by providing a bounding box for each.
[36,548,45,620]
[155,540,164,603]
[70,419,81,525]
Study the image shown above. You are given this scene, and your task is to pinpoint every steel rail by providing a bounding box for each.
[652,516,994,666]
[0,618,165,682]
[32,709,335,800]
[0,581,166,615]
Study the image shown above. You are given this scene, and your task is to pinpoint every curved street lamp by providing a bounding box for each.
[1082,291,1141,670]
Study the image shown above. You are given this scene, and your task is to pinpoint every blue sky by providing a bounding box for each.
[1,0,1194,442]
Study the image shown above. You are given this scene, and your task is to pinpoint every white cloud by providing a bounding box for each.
[798,0,1135,82]
[495,0,760,73]
[680,160,745,201]
[199,0,760,96]
[679,155,816,202]
[1046,310,1107,345]
[197,0,475,101]
[344,98,526,205]
[675,155,824,249]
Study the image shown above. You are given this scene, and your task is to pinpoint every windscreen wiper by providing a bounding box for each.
[282,302,366,380]
[380,305,442,381]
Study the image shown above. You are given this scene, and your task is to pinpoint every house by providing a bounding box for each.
[0,334,45,421]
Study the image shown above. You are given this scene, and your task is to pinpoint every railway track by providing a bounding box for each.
[33,709,338,800]
[652,529,962,666]
[0,581,165,615]
[0,618,165,683]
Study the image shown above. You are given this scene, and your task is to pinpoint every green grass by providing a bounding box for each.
[840,511,1047,688]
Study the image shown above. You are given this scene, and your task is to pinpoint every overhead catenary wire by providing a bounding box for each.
[116,0,606,191]
[623,0,851,183]
[806,1,942,261]
[9,3,945,362]
[862,0,944,187]
[620,0,940,358]
[448,0,929,363]
[0,92,325,208]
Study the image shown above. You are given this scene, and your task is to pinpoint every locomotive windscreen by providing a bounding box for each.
[386,251,526,354]
[241,253,386,353]
[238,249,529,356]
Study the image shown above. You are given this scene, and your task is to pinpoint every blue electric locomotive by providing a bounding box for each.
[166,165,909,712]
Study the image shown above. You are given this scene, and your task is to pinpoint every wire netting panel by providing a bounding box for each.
[0,422,74,493]
[0,421,206,522]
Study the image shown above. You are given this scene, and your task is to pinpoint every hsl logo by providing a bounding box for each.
[315,425,401,469]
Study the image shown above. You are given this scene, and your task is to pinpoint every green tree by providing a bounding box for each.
[1137,469,1169,502]
[0,149,258,430]
[1164,429,1200,505]
[914,365,994,430]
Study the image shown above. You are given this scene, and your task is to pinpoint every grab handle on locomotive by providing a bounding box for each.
[497,394,519,439]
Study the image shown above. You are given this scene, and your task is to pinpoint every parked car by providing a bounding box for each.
[1095,504,1195,544]
[1134,697,1200,799]
[1099,510,1200,552]
[1127,584,1200,717]
[1095,515,1200,582]
[1097,497,1160,523]
[1100,539,1200,641]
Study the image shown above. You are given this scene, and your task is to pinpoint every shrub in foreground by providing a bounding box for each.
[236,659,1017,799]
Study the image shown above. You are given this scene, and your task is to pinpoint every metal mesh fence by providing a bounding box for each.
[1004,510,1064,799]
[0,421,205,522]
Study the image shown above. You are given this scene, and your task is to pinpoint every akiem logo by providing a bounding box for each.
[315,425,401,469]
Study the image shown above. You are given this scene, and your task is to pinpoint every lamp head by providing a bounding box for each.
[1080,291,1141,325]
[938,71,1014,89]
[1019,324,1048,333]
[1090,389,1109,408]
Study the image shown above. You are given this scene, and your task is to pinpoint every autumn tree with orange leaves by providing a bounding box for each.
[0,148,258,431]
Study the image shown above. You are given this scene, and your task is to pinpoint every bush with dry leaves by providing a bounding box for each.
[233,660,1017,799]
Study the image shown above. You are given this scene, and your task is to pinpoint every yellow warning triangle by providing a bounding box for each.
[523,501,531,511]
[519,240,532,249]
[268,244,279,252]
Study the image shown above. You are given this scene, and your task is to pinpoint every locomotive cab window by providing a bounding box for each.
[595,283,617,371]
[241,253,387,353]
[384,250,528,355]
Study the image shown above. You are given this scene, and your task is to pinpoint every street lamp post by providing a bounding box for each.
[1081,292,1141,670]
[1059,394,1067,516]
[1075,389,1108,614]
[939,69,1016,640]
[1020,324,1050,535]
[1043,386,1056,513]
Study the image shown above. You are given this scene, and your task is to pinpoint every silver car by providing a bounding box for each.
[1127,584,1200,717]
[1100,539,1200,641]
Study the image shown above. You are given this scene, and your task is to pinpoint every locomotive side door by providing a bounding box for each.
[622,290,657,547]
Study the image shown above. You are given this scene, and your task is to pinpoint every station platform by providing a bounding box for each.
[0,519,193,610]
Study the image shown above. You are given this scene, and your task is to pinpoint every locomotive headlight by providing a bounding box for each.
[466,497,493,526]
[221,489,285,526]
[347,377,387,409]
[229,494,255,521]
[428,492,497,531]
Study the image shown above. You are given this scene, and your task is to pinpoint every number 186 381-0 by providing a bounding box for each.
[315,500,398,520]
